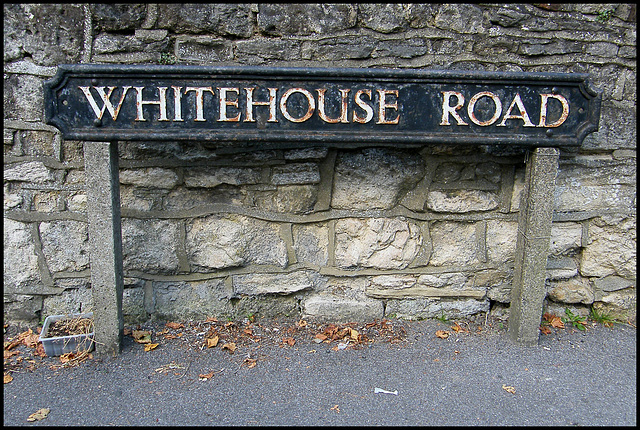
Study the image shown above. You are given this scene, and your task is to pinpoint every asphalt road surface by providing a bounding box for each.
[3,317,636,426]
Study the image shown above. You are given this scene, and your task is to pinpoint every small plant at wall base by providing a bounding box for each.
[596,9,615,23]
[561,308,587,331]
[589,307,615,328]
[159,53,176,65]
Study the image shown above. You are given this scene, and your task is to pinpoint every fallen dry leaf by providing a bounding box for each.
[242,358,257,368]
[59,352,75,364]
[435,330,450,339]
[199,371,215,381]
[4,373,13,384]
[348,328,359,341]
[206,336,219,348]
[330,404,340,413]
[205,317,218,323]
[243,328,253,336]
[132,330,152,344]
[222,342,236,353]
[27,408,50,422]
[4,349,20,359]
[282,337,295,346]
[296,319,307,328]
[451,322,464,333]
[165,322,184,330]
[22,333,40,349]
[539,325,552,335]
[314,333,328,341]
[543,313,565,329]
[502,384,516,394]
[33,343,47,357]
[144,343,159,352]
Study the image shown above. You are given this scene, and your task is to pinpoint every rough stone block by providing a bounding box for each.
[302,293,383,323]
[175,37,234,63]
[258,4,356,36]
[121,218,181,274]
[4,161,54,183]
[292,223,329,266]
[334,218,422,270]
[42,284,92,316]
[39,220,90,273]
[119,168,179,189]
[233,271,316,296]
[92,4,146,31]
[184,166,261,188]
[186,215,288,270]
[385,297,490,320]
[427,190,499,213]
[429,221,478,266]
[486,220,518,263]
[580,215,636,279]
[549,222,583,256]
[301,36,377,61]
[158,4,253,37]
[331,148,424,210]
[271,163,320,185]
[548,277,594,304]
[3,294,43,326]
[152,279,231,320]
[358,4,408,33]
[546,256,578,280]
[4,219,43,293]
[234,39,303,65]
[252,185,318,214]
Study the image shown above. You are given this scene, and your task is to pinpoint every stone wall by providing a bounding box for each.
[4,4,636,327]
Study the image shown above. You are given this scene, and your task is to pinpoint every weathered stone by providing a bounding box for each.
[284,148,329,161]
[4,219,43,293]
[233,271,316,296]
[175,37,234,63]
[366,273,484,299]
[165,186,243,211]
[17,130,55,157]
[580,215,636,278]
[4,74,45,120]
[258,4,356,36]
[121,218,181,274]
[427,190,499,213]
[301,36,377,61]
[39,220,90,273]
[229,295,300,321]
[42,285,92,316]
[548,277,594,304]
[592,288,636,322]
[292,223,329,266]
[549,222,583,256]
[385,297,490,320]
[184,166,261,188]
[358,4,407,33]
[252,185,317,214]
[4,161,54,183]
[546,256,578,281]
[479,269,514,303]
[67,193,87,213]
[3,294,43,325]
[373,37,429,59]
[157,4,253,37]
[186,215,288,270]
[434,4,484,34]
[271,163,320,185]
[34,191,62,213]
[429,221,478,266]
[119,168,179,189]
[302,293,383,322]
[4,4,84,66]
[334,218,422,270]
[593,275,635,293]
[152,279,232,320]
[486,220,518,263]
[92,4,146,31]
[332,148,424,210]
[234,39,303,65]
[93,33,169,56]
[544,302,590,319]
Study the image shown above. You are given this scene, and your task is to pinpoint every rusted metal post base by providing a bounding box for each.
[508,147,559,346]
[84,141,124,357]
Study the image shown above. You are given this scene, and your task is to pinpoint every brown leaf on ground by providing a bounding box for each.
[539,325,552,335]
[502,384,516,394]
[4,349,20,359]
[4,373,13,384]
[199,371,214,381]
[242,358,257,368]
[435,330,450,339]
[222,342,236,353]
[165,322,184,330]
[144,343,159,352]
[330,405,340,413]
[451,322,465,333]
[132,330,152,344]
[296,319,308,328]
[314,333,328,341]
[282,337,295,346]
[206,336,219,348]
[27,408,50,422]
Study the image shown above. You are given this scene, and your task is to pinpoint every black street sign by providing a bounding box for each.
[44,65,601,148]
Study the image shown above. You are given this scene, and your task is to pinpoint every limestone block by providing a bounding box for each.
[39,220,90,273]
[580,215,636,278]
[3,294,43,325]
[119,168,179,189]
[593,288,636,322]
[301,35,377,61]
[434,4,484,34]
[176,37,234,63]
[184,166,261,188]
[546,256,578,281]
[302,293,383,323]
[257,4,356,36]
[292,224,329,266]
[479,269,514,303]
[92,4,146,31]
[548,278,594,304]
[42,285,92,316]
[228,295,301,320]
[152,279,231,320]
[373,37,429,59]
[234,39,302,65]
[233,271,315,296]
[271,163,320,185]
[429,221,478,266]
[385,297,490,320]
[4,161,54,183]
[186,215,288,270]
[358,4,408,33]
[334,218,422,269]
[67,193,87,213]
[284,148,329,161]
[253,185,318,214]
[366,273,483,299]
[157,4,253,37]
[165,187,243,211]
[121,218,181,274]
[426,190,499,213]
[549,222,583,256]
[331,149,423,210]
[593,275,635,294]
[4,219,42,293]
[486,220,518,263]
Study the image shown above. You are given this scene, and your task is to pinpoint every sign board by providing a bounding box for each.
[44,65,601,148]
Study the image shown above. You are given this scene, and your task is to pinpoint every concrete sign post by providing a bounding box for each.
[44,66,601,354]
